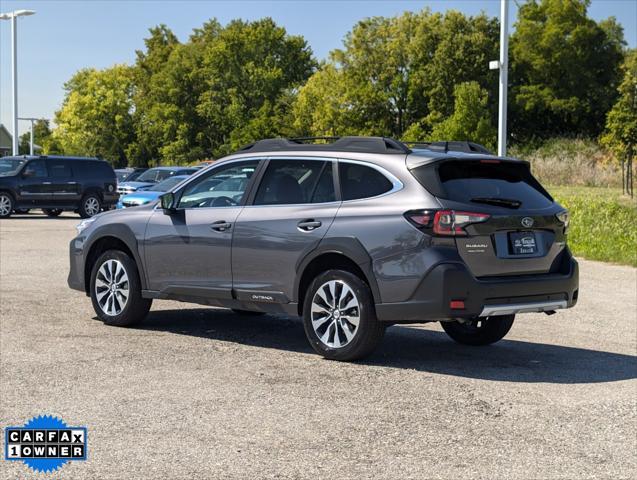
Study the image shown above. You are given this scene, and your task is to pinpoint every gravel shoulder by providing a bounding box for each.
[1,214,636,479]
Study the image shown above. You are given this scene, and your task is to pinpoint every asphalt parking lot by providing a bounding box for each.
[1,212,636,479]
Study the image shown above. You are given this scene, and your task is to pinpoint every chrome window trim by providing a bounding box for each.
[337,158,403,202]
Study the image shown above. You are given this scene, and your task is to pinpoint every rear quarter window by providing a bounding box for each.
[339,163,393,201]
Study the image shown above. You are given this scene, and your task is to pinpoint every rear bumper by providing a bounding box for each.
[375,254,579,322]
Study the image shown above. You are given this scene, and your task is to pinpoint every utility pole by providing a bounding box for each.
[490,0,509,156]
[498,0,509,157]
[0,9,36,155]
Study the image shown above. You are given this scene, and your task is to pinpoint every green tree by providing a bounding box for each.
[126,25,183,166]
[194,17,316,156]
[124,18,315,164]
[293,9,499,139]
[509,0,625,139]
[52,65,135,166]
[428,82,497,150]
[601,49,637,196]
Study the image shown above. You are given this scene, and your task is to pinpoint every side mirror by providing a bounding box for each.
[159,192,176,214]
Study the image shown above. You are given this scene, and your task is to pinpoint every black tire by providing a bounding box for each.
[79,194,102,218]
[43,208,63,217]
[440,315,515,346]
[231,309,266,316]
[15,208,30,214]
[90,250,151,327]
[0,192,14,218]
[303,269,385,361]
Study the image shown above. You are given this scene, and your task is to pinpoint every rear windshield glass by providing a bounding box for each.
[412,160,553,209]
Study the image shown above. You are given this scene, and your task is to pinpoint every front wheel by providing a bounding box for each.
[90,250,151,326]
[440,315,515,346]
[303,270,385,361]
[79,194,101,218]
[0,193,14,218]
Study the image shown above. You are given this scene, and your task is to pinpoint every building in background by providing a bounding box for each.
[0,125,12,157]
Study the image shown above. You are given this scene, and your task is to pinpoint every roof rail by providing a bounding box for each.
[235,136,412,155]
[404,141,494,155]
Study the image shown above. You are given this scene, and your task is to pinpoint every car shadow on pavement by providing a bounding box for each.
[137,308,637,384]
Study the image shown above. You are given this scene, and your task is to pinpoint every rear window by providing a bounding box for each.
[411,160,553,209]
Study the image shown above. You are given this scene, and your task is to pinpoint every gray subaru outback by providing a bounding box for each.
[68,137,578,361]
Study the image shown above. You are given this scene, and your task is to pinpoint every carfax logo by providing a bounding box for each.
[4,415,87,474]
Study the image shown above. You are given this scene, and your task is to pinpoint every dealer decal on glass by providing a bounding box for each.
[4,415,87,474]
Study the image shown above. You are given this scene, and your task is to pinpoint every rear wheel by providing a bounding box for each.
[43,208,63,217]
[441,315,515,346]
[0,193,14,218]
[90,250,151,327]
[79,194,101,218]
[303,270,384,361]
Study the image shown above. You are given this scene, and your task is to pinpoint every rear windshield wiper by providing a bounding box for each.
[470,197,522,209]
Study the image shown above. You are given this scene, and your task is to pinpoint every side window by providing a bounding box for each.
[178,160,259,208]
[155,170,173,182]
[49,160,72,178]
[253,159,335,205]
[339,162,393,201]
[24,160,48,178]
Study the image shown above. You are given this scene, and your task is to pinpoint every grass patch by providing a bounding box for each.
[547,186,637,267]
[509,138,621,188]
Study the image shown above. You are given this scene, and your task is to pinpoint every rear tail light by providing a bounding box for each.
[433,210,490,236]
[405,209,489,236]
[449,300,465,310]
[556,210,569,232]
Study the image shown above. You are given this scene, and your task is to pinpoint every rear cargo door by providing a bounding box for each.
[411,158,567,277]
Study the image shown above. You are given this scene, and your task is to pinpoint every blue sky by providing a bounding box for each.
[1,0,636,137]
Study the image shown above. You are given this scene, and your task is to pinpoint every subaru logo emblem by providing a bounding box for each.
[521,217,534,228]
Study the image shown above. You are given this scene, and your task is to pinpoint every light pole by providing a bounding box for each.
[18,117,43,155]
[0,9,36,155]
[489,0,509,156]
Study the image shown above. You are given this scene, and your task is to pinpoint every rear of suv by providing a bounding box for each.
[68,137,578,361]
[0,155,118,218]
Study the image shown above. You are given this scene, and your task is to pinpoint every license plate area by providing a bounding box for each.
[509,231,537,255]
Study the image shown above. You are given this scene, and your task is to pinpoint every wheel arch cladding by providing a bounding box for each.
[84,229,145,295]
[295,238,381,315]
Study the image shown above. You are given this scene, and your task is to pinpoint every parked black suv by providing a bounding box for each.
[68,137,578,361]
[0,155,118,218]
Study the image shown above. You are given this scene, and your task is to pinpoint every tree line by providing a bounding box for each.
[27,0,634,171]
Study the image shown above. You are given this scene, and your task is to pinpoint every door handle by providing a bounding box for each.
[297,219,322,231]
[67,181,77,184]
[210,221,231,232]
[42,182,52,185]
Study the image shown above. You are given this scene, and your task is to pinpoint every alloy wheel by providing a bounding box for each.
[0,194,12,217]
[84,197,100,217]
[95,259,129,316]
[311,280,361,348]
